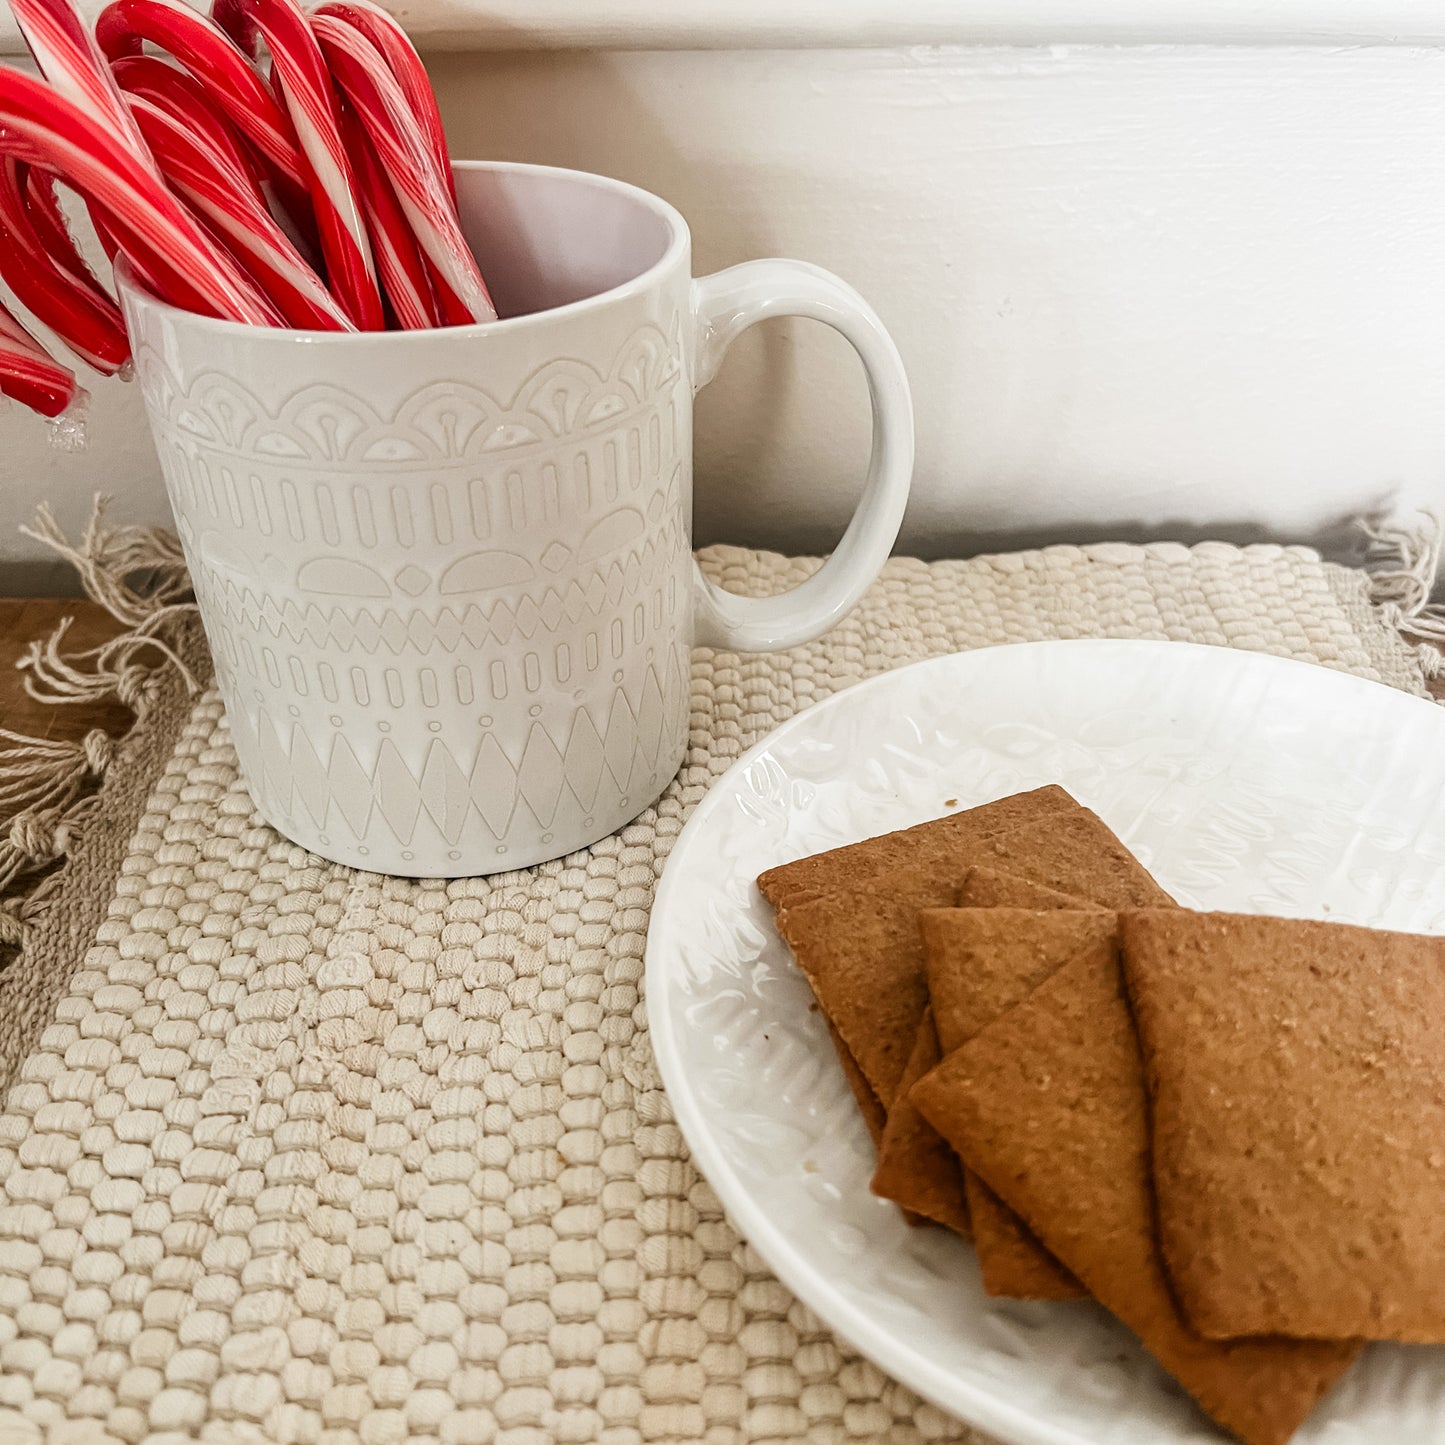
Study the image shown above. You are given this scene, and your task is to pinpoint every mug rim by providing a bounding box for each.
[116,159,691,344]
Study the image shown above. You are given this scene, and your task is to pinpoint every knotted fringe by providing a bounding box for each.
[1362,512,1445,681]
[0,498,199,954]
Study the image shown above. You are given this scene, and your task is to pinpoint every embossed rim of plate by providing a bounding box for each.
[646,638,1444,1445]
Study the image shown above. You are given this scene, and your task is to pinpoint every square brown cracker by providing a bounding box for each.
[966,812,1174,911]
[921,906,1116,1301]
[770,802,1168,1115]
[774,882,956,1112]
[1122,909,1445,1345]
[870,869,1097,1239]
[769,797,1173,1248]
[963,1175,1080,1300]
[921,908,1118,1049]
[828,1020,887,1150]
[946,871,1101,1297]
[870,1008,970,1236]
[912,945,1359,1445]
[757,785,1079,910]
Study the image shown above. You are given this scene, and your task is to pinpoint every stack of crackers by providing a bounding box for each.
[759,785,1445,1445]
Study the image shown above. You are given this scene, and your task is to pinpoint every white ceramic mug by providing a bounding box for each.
[121,160,912,876]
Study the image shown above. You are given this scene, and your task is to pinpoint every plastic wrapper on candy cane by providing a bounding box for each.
[0,0,498,419]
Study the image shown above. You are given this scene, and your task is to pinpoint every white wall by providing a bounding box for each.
[3,41,1445,576]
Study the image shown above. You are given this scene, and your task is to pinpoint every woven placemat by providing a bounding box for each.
[0,535,1437,1445]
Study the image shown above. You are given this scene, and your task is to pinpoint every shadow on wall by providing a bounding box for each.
[920,507,1387,572]
[425,47,861,556]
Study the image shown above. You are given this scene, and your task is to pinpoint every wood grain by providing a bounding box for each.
[0,599,130,742]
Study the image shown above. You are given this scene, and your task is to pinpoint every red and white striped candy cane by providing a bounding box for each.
[95,0,312,224]
[0,300,79,417]
[313,13,494,324]
[123,91,352,331]
[15,164,110,302]
[313,0,456,204]
[111,55,268,199]
[7,0,187,328]
[6,0,277,324]
[337,97,437,329]
[214,0,385,331]
[9,0,150,157]
[0,158,130,373]
[110,55,342,327]
[0,65,276,324]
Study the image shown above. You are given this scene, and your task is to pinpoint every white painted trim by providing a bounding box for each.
[391,0,1445,51]
[7,0,1445,53]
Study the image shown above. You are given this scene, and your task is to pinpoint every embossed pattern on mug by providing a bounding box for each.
[136,318,693,872]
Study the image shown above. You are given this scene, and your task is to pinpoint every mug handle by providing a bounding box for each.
[689,260,914,652]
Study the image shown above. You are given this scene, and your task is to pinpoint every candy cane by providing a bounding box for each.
[313,13,494,324]
[310,3,475,326]
[8,0,181,332]
[0,300,78,417]
[9,0,150,158]
[0,0,501,427]
[95,0,313,224]
[124,93,352,331]
[337,97,437,329]
[214,0,384,331]
[17,164,106,294]
[111,52,322,271]
[111,55,267,196]
[312,0,456,205]
[0,65,276,324]
[0,159,130,372]
[111,54,330,307]
[4,1,277,326]
[22,159,175,328]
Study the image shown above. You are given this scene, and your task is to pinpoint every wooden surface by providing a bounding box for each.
[0,599,129,741]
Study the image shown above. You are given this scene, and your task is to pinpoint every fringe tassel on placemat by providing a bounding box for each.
[0,497,199,953]
[1362,511,1445,680]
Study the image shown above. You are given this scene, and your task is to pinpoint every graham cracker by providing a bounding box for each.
[922,908,1118,1050]
[872,871,1094,1242]
[912,944,1359,1445]
[963,1176,1081,1300]
[777,805,1168,1250]
[771,804,1168,1117]
[954,872,1094,1297]
[966,813,1174,910]
[921,907,1116,1301]
[774,881,956,1111]
[829,1019,888,1150]
[870,1008,970,1236]
[1122,908,1445,1344]
[954,867,1096,911]
[757,785,1079,910]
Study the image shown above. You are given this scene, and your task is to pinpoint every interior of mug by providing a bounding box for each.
[116,162,684,335]
[452,162,681,320]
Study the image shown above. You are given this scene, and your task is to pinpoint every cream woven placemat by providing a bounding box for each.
[0,537,1436,1445]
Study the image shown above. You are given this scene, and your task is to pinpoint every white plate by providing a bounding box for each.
[646,640,1445,1445]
